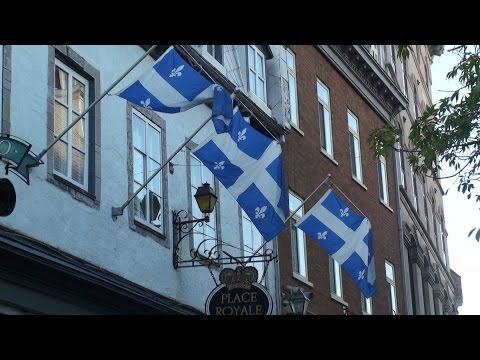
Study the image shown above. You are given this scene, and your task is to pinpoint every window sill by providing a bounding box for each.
[290,122,304,136]
[320,149,338,166]
[379,199,394,213]
[330,293,348,307]
[53,173,93,199]
[292,272,314,288]
[134,218,165,238]
[352,176,368,191]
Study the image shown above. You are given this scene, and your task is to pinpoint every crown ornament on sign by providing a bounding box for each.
[219,266,258,290]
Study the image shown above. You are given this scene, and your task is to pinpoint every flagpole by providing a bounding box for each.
[111,90,239,219]
[36,45,159,161]
[247,173,332,262]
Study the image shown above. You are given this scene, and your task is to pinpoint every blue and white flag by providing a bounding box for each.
[193,109,288,241]
[117,46,216,113]
[296,189,376,297]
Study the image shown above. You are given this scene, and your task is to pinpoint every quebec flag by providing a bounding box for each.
[296,189,377,297]
[193,108,288,241]
[117,46,216,113]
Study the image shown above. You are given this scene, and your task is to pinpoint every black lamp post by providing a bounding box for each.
[282,287,314,315]
[193,182,217,222]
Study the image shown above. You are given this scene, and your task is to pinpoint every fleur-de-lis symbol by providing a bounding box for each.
[340,207,349,217]
[169,65,184,78]
[238,128,247,142]
[358,269,366,280]
[140,98,152,109]
[214,161,225,170]
[255,206,267,219]
[216,85,224,92]
[317,231,328,240]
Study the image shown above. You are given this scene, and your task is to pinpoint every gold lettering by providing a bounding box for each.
[256,305,263,315]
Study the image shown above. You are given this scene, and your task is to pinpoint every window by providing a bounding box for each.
[286,48,299,128]
[401,58,408,98]
[348,111,363,183]
[132,109,164,233]
[414,86,419,118]
[207,45,223,65]
[191,154,217,253]
[378,155,389,205]
[329,256,343,299]
[424,63,429,86]
[411,165,419,212]
[440,223,447,265]
[397,139,406,188]
[421,178,430,232]
[53,59,89,190]
[289,191,308,279]
[242,209,265,284]
[432,199,439,249]
[317,80,333,157]
[390,45,396,73]
[385,261,398,314]
[370,45,383,66]
[247,45,266,102]
[361,293,373,315]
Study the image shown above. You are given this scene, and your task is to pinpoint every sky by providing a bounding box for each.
[430,45,480,315]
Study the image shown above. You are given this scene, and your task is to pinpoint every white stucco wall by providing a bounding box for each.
[0,45,279,313]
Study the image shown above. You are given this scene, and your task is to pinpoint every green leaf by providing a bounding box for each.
[476,228,480,242]
[468,227,477,237]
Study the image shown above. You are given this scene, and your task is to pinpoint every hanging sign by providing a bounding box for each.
[0,134,42,185]
[205,266,273,315]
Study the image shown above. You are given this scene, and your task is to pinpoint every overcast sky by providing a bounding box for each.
[430,45,480,315]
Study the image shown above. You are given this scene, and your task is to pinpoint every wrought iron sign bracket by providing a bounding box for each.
[172,210,277,269]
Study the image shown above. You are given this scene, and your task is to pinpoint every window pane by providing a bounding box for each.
[215,45,223,64]
[317,81,329,105]
[348,113,358,132]
[286,50,294,69]
[71,148,85,184]
[149,191,162,227]
[148,125,161,162]
[148,158,161,194]
[207,45,213,55]
[296,229,307,277]
[353,138,362,179]
[324,108,332,155]
[288,193,303,216]
[55,66,68,104]
[334,260,342,296]
[385,262,394,281]
[257,78,265,101]
[191,157,201,188]
[54,102,68,136]
[133,114,145,152]
[350,134,357,176]
[133,149,145,184]
[256,53,264,77]
[248,70,256,95]
[72,118,85,150]
[242,220,253,252]
[53,140,68,176]
[390,284,398,314]
[248,46,255,69]
[72,78,85,113]
[134,183,147,221]
[288,73,298,126]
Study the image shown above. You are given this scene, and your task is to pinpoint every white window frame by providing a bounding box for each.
[361,293,373,315]
[348,111,363,183]
[206,45,224,65]
[132,108,164,234]
[241,209,265,285]
[378,155,389,205]
[53,59,89,190]
[247,45,267,103]
[385,261,398,315]
[190,154,217,255]
[286,48,299,128]
[289,191,308,281]
[411,165,419,212]
[329,256,343,299]
[317,80,333,157]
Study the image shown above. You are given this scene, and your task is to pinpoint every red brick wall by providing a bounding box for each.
[279,45,404,315]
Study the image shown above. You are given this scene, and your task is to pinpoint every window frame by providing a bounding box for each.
[370,45,383,66]
[241,208,266,285]
[401,58,408,98]
[329,256,343,300]
[206,45,224,65]
[53,58,90,191]
[378,155,389,205]
[247,45,267,103]
[131,108,165,235]
[317,79,334,158]
[385,261,398,315]
[390,45,397,74]
[286,47,299,128]
[289,191,309,281]
[411,165,419,212]
[348,110,363,183]
[361,293,373,315]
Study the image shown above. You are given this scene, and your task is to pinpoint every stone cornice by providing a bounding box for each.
[317,45,408,123]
